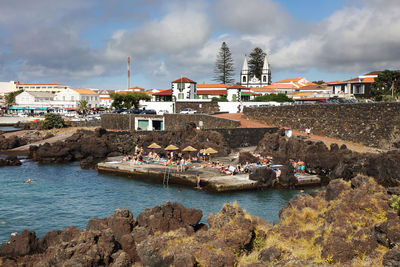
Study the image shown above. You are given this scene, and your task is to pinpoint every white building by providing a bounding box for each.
[98,90,114,108]
[171,77,197,100]
[240,54,271,88]
[17,83,69,94]
[0,81,18,96]
[15,91,55,106]
[54,88,99,108]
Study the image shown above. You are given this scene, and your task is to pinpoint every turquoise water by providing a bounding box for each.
[0,127,20,132]
[0,161,302,242]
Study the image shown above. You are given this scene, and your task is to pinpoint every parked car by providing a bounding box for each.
[158,110,169,115]
[180,108,196,114]
[129,108,141,114]
[140,109,157,114]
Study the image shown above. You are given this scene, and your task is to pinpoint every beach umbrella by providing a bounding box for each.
[204,147,218,154]
[148,143,161,149]
[204,147,218,161]
[182,146,197,160]
[182,146,197,152]
[165,144,179,151]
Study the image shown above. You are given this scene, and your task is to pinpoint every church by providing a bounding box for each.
[240,54,271,88]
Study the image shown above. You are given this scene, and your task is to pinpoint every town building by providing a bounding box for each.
[251,78,315,95]
[240,55,271,88]
[328,71,380,97]
[171,77,197,100]
[16,83,69,94]
[54,88,99,108]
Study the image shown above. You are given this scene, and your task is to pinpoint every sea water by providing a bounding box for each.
[0,161,303,242]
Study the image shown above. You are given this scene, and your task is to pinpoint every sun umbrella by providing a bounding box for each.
[165,145,179,151]
[204,147,218,154]
[182,146,197,152]
[148,143,161,149]
[204,147,218,161]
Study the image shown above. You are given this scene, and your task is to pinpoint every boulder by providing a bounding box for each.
[383,248,400,267]
[137,202,202,234]
[249,166,276,186]
[0,230,40,257]
[258,246,281,262]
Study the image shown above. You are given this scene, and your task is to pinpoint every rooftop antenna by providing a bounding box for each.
[127,56,131,90]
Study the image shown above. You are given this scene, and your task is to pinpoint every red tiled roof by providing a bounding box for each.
[100,97,111,100]
[197,90,227,95]
[128,86,145,90]
[364,71,382,76]
[71,88,97,95]
[18,83,66,86]
[197,84,229,88]
[297,84,330,91]
[361,77,375,83]
[153,89,172,96]
[171,77,196,83]
[261,84,297,89]
[328,80,344,84]
[251,87,278,93]
[227,85,249,89]
[275,78,302,83]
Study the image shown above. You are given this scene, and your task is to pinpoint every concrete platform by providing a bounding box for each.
[296,174,321,185]
[97,160,259,193]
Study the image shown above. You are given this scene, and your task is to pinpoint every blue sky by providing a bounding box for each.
[0,0,399,90]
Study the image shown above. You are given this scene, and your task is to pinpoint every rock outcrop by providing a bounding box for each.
[2,177,400,266]
[257,131,400,185]
[29,126,230,166]
[0,156,22,167]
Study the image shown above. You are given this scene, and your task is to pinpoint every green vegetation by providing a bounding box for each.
[389,194,400,213]
[252,93,293,102]
[42,113,65,129]
[312,80,325,85]
[248,47,266,79]
[5,89,24,107]
[211,96,228,102]
[371,70,400,98]
[213,42,235,84]
[78,99,89,115]
[110,92,151,109]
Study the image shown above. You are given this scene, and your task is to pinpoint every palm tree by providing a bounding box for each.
[78,99,88,115]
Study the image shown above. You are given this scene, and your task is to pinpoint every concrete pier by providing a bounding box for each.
[97,160,260,193]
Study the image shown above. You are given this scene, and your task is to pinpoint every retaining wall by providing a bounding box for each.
[243,103,400,148]
[101,114,240,131]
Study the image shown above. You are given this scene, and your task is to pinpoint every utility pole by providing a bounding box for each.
[127,57,131,90]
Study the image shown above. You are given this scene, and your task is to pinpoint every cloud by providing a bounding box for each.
[271,2,400,74]
[213,0,291,34]
[105,4,211,62]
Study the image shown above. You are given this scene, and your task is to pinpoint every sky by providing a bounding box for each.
[1,0,400,90]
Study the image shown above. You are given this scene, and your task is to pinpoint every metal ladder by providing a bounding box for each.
[163,167,171,187]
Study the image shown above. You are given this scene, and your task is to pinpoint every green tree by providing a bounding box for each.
[211,96,228,102]
[248,47,266,79]
[312,80,325,85]
[78,99,89,115]
[42,113,65,129]
[213,42,235,84]
[5,89,24,107]
[253,93,293,102]
[110,92,151,109]
[371,70,400,97]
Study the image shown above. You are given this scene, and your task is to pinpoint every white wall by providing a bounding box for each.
[0,81,17,95]
[140,101,174,113]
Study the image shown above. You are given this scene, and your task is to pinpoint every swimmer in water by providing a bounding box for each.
[25,179,32,183]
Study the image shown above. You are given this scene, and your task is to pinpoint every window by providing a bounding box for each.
[263,76,266,82]
[242,76,246,83]
[202,95,208,99]
[178,93,184,99]
[63,96,65,101]
[233,94,237,101]
[71,96,74,101]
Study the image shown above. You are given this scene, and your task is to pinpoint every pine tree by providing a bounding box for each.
[213,42,235,84]
[248,47,266,79]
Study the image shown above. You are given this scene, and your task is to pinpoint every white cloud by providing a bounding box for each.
[213,0,291,34]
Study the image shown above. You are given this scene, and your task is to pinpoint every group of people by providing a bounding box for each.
[292,160,306,175]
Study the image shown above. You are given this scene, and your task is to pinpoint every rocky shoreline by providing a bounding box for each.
[1,175,400,266]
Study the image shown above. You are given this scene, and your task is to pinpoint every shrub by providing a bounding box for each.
[42,113,65,129]
[389,195,400,213]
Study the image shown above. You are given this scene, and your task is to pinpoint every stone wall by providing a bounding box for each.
[212,127,278,148]
[101,114,240,131]
[243,103,400,149]
[163,114,240,130]
[175,101,220,114]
